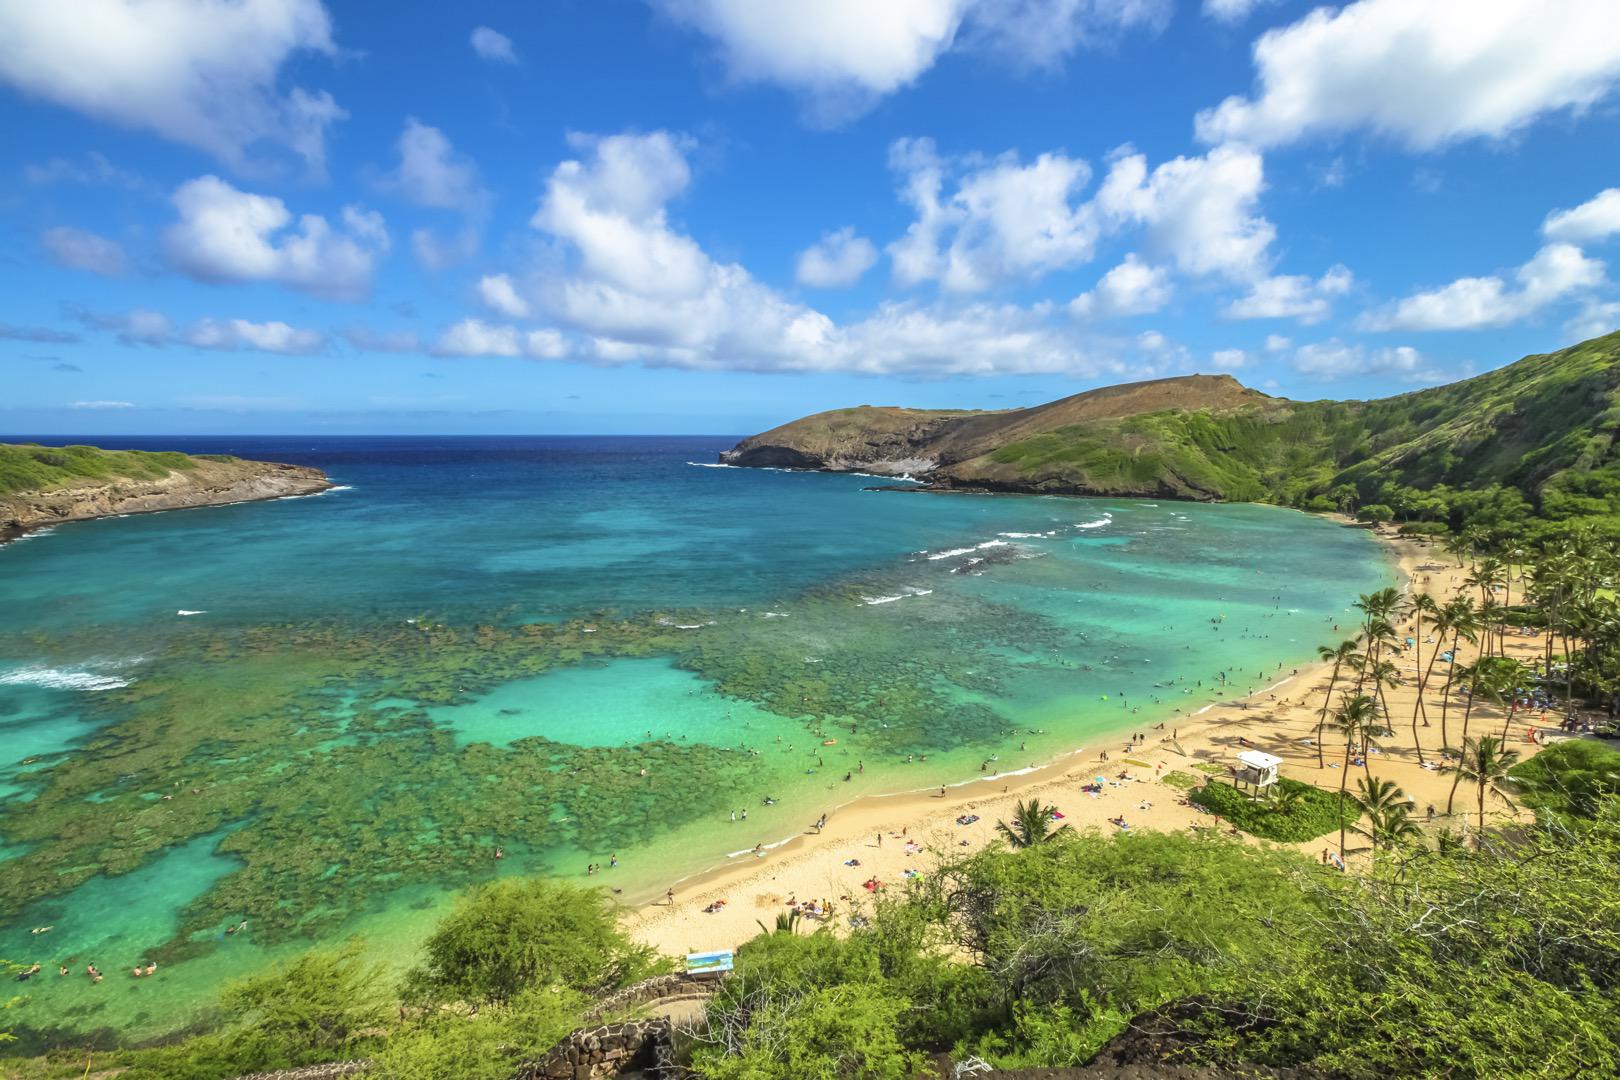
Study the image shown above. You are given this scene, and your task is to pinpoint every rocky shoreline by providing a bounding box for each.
[0,458,333,543]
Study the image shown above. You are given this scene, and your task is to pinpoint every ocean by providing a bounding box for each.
[0,435,1394,1044]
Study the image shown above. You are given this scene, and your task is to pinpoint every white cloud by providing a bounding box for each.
[162,175,387,301]
[884,140,1277,293]
[432,318,523,358]
[470,26,517,64]
[656,0,965,122]
[1358,243,1605,331]
[1201,0,1277,24]
[962,0,1171,70]
[1264,333,1291,352]
[77,308,173,346]
[1211,347,1249,369]
[383,119,489,213]
[77,308,322,353]
[183,317,323,354]
[1197,0,1620,150]
[71,400,135,409]
[887,137,1098,291]
[478,274,532,318]
[525,328,568,359]
[1224,265,1352,324]
[0,0,343,175]
[657,0,1166,123]
[1566,299,1620,342]
[1069,253,1171,318]
[515,130,1135,376]
[431,318,570,360]
[378,120,489,270]
[1092,143,1274,282]
[42,227,127,276]
[1543,189,1620,245]
[795,226,879,288]
[1291,339,1438,382]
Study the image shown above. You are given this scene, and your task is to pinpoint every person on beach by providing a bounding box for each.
[666,888,675,906]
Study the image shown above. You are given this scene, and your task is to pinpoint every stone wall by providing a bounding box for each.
[515,1017,673,1080]
[229,1062,374,1080]
[582,972,718,1023]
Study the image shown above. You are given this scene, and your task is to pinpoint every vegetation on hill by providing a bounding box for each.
[1511,739,1620,823]
[1188,776,1349,841]
[0,443,236,496]
[727,329,1620,543]
[3,880,659,1080]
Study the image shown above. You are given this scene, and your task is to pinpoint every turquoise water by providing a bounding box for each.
[0,436,1393,1045]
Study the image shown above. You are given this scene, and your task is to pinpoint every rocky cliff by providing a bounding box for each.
[1,451,332,540]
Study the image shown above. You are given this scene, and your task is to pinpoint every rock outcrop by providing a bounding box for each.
[1,457,332,540]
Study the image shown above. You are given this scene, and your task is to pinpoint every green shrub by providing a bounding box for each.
[1511,739,1620,821]
[116,941,389,1080]
[0,443,202,496]
[691,982,921,1080]
[1189,777,1350,841]
[403,878,664,1006]
[370,985,585,1080]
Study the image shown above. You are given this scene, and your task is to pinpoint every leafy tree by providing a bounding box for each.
[371,985,585,1080]
[404,878,662,1006]
[691,982,921,1080]
[218,940,390,1058]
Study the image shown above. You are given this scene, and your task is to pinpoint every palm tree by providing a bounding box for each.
[757,909,802,936]
[1466,559,1506,655]
[1366,657,1400,747]
[1443,659,1490,816]
[1331,694,1378,858]
[1268,783,1306,817]
[996,798,1070,848]
[1449,735,1520,846]
[1314,639,1359,768]
[1435,596,1481,750]
[1407,592,1439,764]
[1443,532,1471,569]
[1351,776,1419,857]
[1492,657,1534,743]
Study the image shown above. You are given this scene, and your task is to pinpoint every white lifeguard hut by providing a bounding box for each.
[1233,750,1282,800]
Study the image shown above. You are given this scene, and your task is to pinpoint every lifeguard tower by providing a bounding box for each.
[1233,749,1282,800]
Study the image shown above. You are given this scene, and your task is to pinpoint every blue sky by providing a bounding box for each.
[3,0,1620,435]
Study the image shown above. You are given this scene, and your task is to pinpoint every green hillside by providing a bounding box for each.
[974,330,1620,538]
[727,330,1620,543]
[0,443,237,496]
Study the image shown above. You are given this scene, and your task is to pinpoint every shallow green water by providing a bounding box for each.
[0,436,1393,1045]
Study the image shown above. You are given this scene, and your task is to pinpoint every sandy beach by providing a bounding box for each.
[625,523,1557,958]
